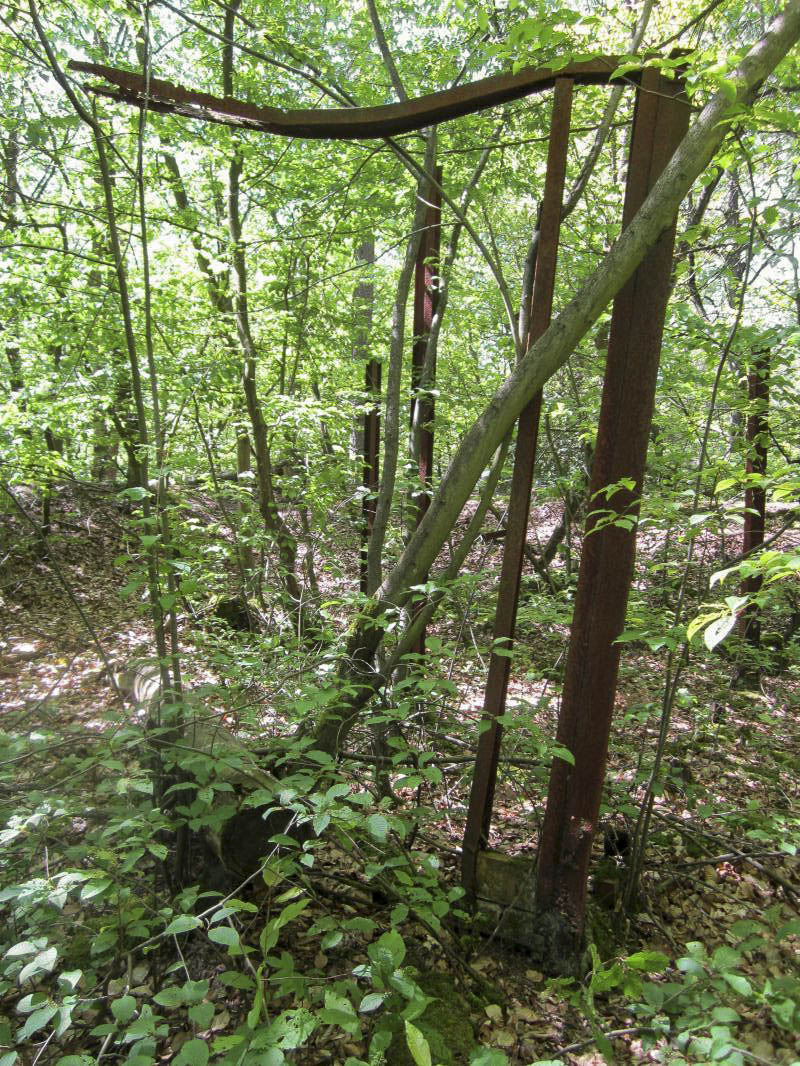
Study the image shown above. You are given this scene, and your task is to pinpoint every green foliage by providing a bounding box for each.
[2,1,800,1063]
[628,918,800,1064]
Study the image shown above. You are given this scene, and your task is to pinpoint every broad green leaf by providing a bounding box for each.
[207,926,241,950]
[188,1003,215,1028]
[174,1038,209,1066]
[111,996,138,1023]
[626,951,669,972]
[368,930,405,971]
[723,972,752,997]
[165,915,202,935]
[153,987,184,1007]
[19,1004,58,1040]
[366,813,389,843]
[359,992,386,1013]
[404,1022,431,1066]
[704,612,738,650]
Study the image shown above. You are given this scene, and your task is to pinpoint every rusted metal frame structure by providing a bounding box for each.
[71,57,632,140]
[462,77,574,897]
[739,347,770,646]
[408,167,443,654]
[73,54,687,923]
[534,68,690,933]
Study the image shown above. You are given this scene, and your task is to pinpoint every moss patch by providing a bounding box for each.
[385,970,476,1066]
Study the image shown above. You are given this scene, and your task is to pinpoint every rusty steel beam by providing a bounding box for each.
[408,166,443,655]
[534,70,690,940]
[68,57,631,140]
[462,78,574,898]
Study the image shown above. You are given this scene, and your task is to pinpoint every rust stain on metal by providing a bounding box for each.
[68,58,633,140]
[462,78,573,898]
[534,70,690,927]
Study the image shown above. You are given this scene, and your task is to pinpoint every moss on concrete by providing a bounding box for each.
[385,969,477,1066]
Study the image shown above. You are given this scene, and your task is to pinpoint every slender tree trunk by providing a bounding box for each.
[223,0,306,630]
[30,3,185,878]
[365,130,437,592]
[353,239,378,595]
[738,347,770,648]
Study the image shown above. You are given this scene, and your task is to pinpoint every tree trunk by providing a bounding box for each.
[223,0,306,631]
[353,239,378,595]
[738,347,770,649]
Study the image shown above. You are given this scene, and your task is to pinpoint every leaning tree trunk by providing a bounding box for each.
[310,5,800,757]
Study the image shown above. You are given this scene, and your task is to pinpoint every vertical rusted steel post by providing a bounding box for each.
[462,79,573,898]
[534,71,690,962]
[355,239,377,594]
[408,165,442,652]
[739,347,770,646]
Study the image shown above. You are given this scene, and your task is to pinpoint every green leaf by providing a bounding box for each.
[390,904,409,925]
[719,77,738,103]
[366,813,389,843]
[704,612,738,650]
[711,1006,740,1024]
[626,951,669,973]
[321,992,359,1036]
[19,946,58,983]
[5,941,39,958]
[404,1022,431,1066]
[153,987,184,1008]
[723,972,752,997]
[58,971,83,991]
[711,946,741,972]
[368,930,406,971]
[165,915,202,935]
[359,993,386,1013]
[469,1049,509,1066]
[344,917,377,934]
[19,1005,58,1040]
[207,926,241,951]
[182,980,210,1004]
[552,745,575,766]
[253,1050,284,1066]
[188,1003,215,1028]
[217,971,255,990]
[111,996,138,1023]
[274,897,310,930]
[174,1038,209,1066]
[770,996,797,1029]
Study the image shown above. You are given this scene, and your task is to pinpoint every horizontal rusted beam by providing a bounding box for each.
[68,57,632,140]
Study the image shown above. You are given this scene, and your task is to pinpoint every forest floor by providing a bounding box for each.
[1,484,798,1066]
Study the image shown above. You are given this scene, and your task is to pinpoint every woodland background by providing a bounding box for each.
[1,1,799,1064]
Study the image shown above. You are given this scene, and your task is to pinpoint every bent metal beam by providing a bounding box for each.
[68,57,630,140]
